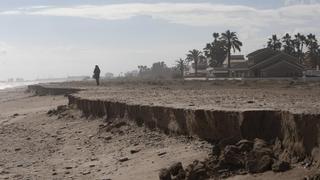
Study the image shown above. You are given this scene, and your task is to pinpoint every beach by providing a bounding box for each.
[0,80,320,179]
[0,86,210,180]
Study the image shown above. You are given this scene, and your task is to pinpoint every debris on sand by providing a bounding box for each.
[118,157,129,162]
[47,105,68,117]
[159,168,172,180]
[160,138,293,179]
[130,149,141,154]
[81,171,91,175]
[158,152,167,156]
[99,121,128,134]
[11,113,19,118]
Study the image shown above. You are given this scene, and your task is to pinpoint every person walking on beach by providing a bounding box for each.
[93,65,101,86]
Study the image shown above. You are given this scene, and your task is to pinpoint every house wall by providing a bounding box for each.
[230,70,250,78]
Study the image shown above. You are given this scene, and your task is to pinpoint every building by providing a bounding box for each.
[222,55,246,67]
[246,48,304,77]
[209,55,248,77]
[305,66,320,77]
[186,59,208,77]
[212,49,304,78]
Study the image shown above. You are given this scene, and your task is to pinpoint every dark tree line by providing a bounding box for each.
[137,62,178,79]
[266,33,320,68]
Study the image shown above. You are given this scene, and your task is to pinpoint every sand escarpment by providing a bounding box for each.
[66,94,320,163]
[28,84,320,167]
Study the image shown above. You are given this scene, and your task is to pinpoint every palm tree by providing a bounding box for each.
[306,33,320,68]
[282,33,295,56]
[267,34,282,51]
[213,33,220,42]
[203,33,227,67]
[220,30,243,76]
[306,33,317,47]
[294,33,307,63]
[138,65,148,73]
[186,49,203,77]
[176,58,186,78]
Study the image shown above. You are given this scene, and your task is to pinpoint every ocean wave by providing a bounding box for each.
[0,81,39,90]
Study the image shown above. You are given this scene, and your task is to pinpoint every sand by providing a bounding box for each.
[61,79,320,114]
[0,87,210,180]
[1,81,320,179]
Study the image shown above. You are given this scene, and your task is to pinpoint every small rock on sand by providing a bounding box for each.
[158,152,167,156]
[130,149,141,154]
[81,171,91,175]
[119,157,129,162]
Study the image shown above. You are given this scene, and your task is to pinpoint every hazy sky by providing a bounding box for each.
[0,0,320,80]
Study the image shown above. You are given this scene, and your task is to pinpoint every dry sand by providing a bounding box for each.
[0,81,320,179]
[62,80,320,114]
[0,88,210,180]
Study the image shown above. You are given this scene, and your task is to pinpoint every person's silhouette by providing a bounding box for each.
[93,65,101,86]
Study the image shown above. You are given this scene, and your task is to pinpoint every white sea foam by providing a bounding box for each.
[0,81,39,90]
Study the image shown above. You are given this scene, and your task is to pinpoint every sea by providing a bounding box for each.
[0,77,88,90]
[0,81,41,90]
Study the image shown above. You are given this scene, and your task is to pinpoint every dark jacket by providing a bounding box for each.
[93,66,101,79]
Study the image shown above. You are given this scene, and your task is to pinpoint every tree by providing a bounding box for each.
[267,34,282,51]
[138,65,148,74]
[293,33,307,63]
[176,58,186,78]
[186,49,203,77]
[203,33,227,67]
[213,33,220,42]
[306,33,320,68]
[151,61,167,76]
[282,33,295,56]
[220,30,243,76]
